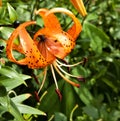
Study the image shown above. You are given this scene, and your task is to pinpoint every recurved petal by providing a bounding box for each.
[6,21,50,68]
[6,21,36,65]
[45,7,82,40]
[19,28,48,69]
[35,8,62,32]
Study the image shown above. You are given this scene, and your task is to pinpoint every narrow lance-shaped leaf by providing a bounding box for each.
[7,3,18,23]
[11,93,31,103]
[16,103,46,116]
[0,96,24,121]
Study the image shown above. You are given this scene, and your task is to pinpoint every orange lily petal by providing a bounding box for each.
[45,8,82,40]
[52,32,75,57]
[70,0,87,16]
[35,36,56,63]
[35,8,62,33]
[12,44,25,54]
[6,21,36,65]
[34,28,67,59]
[35,8,82,59]
[6,21,52,68]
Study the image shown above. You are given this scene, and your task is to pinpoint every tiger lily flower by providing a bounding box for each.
[70,0,87,16]
[6,8,84,100]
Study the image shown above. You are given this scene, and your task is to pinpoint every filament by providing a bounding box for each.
[56,59,83,67]
[56,61,82,78]
[50,64,59,90]
[38,67,47,94]
[53,61,80,87]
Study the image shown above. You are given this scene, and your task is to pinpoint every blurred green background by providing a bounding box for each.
[0,0,120,121]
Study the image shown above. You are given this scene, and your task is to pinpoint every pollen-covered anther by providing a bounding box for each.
[34,91,40,102]
[77,76,86,82]
[55,89,62,101]
[82,57,88,67]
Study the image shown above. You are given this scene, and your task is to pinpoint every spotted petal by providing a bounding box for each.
[45,8,82,40]
[6,21,51,69]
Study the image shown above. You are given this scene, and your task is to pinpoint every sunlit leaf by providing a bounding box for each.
[11,93,31,103]
[7,3,18,23]
[0,27,14,39]
[0,66,31,90]
[16,103,46,115]
[0,96,24,121]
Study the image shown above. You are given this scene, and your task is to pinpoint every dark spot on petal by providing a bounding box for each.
[54,40,58,43]
[36,60,39,63]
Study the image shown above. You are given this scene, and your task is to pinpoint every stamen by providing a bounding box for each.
[56,61,83,79]
[55,89,62,101]
[50,64,62,100]
[56,59,83,67]
[53,61,80,88]
[37,67,47,94]
[82,57,88,67]
[50,64,59,90]
[34,91,40,102]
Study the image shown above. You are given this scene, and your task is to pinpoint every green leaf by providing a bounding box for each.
[0,66,31,90]
[0,7,6,19]
[74,84,93,105]
[16,103,46,115]
[0,77,26,91]
[83,105,99,119]
[102,78,118,93]
[8,99,24,121]
[0,105,7,114]
[0,85,7,97]
[84,22,110,54]
[0,96,24,121]
[0,66,20,78]
[11,93,31,103]
[0,27,14,39]
[54,112,67,121]
[7,3,18,23]
[39,80,64,114]
[62,83,77,117]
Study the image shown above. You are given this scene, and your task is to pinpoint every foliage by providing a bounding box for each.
[0,0,120,120]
